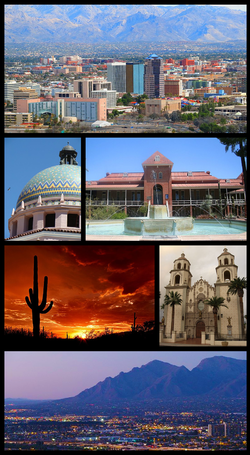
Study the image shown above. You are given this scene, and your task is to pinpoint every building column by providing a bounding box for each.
[189,188,192,217]
[55,210,68,229]
[107,189,109,206]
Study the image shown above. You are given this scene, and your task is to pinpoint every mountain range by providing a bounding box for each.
[5,5,246,44]
[7,356,244,414]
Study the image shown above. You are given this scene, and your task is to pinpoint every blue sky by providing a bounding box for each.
[4,137,81,238]
[86,137,243,181]
[5,351,246,400]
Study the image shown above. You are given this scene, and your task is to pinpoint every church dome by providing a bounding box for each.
[16,164,81,208]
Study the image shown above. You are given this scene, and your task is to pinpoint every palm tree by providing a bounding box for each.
[161,291,182,334]
[218,138,247,201]
[227,277,247,337]
[204,296,228,339]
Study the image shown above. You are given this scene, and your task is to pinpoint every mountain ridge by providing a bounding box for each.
[5,5,246,44]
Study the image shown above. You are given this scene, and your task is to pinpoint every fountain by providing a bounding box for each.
[124,201,193,236]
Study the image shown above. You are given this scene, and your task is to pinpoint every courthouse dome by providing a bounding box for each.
[16,164,81,208]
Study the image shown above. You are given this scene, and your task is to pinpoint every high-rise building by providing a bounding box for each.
[107,62,126,93]
[144,54,164,98]
[126,63,144,94]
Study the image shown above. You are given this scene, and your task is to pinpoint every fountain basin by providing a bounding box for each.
[124,217,193,235]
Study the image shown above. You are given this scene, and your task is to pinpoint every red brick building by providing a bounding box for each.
[86,151,245,217]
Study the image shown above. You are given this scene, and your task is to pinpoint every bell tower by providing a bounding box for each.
[164,253,192,333]
[142,151,173,214]
[215,248,241,336]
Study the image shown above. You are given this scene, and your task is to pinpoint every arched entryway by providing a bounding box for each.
[153,185,163,205]
[196,321,205,338]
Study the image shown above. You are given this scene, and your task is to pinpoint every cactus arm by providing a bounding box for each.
[25,295,33,310]
[41,301,53,314]
[39,276,48,311]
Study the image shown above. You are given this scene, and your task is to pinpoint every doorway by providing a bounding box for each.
[153,184,163,205]
[196,321,205,338]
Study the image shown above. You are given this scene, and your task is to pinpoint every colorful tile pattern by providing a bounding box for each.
[16,165,81,208]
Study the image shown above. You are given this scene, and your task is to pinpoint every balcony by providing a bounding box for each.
[86,200,145,207]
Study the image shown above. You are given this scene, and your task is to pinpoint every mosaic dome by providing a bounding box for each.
[16,164,81,209]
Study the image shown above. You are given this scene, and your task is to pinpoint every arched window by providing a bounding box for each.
[224,270,230,281]
[184,263,186,269]
[177,263,181,269]
[224,258,229,265]
[175,274,180,285]
[28,217,33,231]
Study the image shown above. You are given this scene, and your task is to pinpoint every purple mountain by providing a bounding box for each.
[57,356,246,406]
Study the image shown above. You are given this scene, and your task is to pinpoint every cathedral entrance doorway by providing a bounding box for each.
[153,185,163,205]
[196,321,205,338]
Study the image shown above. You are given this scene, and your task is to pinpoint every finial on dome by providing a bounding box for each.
[59,142,78,165]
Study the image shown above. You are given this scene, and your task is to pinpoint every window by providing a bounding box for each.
[224,270,230,281]
[45,213,55,227]
[159,172,163,179]
[224,258,229,265]
[155,155,160,161]
[175,274,180,285]
[28,217,33,231]
[177,263,181,269]
[67,213,79,228]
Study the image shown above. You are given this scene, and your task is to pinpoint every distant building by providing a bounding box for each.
[90,89,117,108]
[144,54,164,98]
[164,78,183,96]
[126,63,144,94]
[4,111,33,127]
[208,423,241,437]
[208,424,227,437]
[107,62,126,93]
[145,98,181,116]
[18,97,107,122]
[13,88,38,112]
[74,78,112,98]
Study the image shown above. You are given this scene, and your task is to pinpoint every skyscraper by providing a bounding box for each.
[144,54,164,98]
[126,63,144,94]
[107,62,126,93]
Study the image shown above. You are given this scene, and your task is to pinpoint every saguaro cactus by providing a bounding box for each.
[25,255,53,338]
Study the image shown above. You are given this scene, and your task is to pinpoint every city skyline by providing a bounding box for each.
[5,351,246,400]
[4,245,155,338]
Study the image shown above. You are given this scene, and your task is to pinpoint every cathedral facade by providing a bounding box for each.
[163,248,242,340]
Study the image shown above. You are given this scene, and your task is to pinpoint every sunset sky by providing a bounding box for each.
[4,245,155,338]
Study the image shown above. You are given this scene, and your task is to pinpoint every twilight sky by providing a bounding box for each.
[159,245,247,316]
[4,244,155,338]
[5,351,246,400]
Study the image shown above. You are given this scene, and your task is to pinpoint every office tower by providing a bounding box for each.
[144,54,164,98]
[107,62,126,93]
[126,63,144,94]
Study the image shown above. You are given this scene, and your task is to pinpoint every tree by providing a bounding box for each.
[227,277,247,337]
[218,138,247,200]
[161,291,182,333]
[204,296,228,339]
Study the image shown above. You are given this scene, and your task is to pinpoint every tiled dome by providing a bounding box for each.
[16,164,81,208]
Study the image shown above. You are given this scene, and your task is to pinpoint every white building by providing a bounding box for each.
[107,62,126,93]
